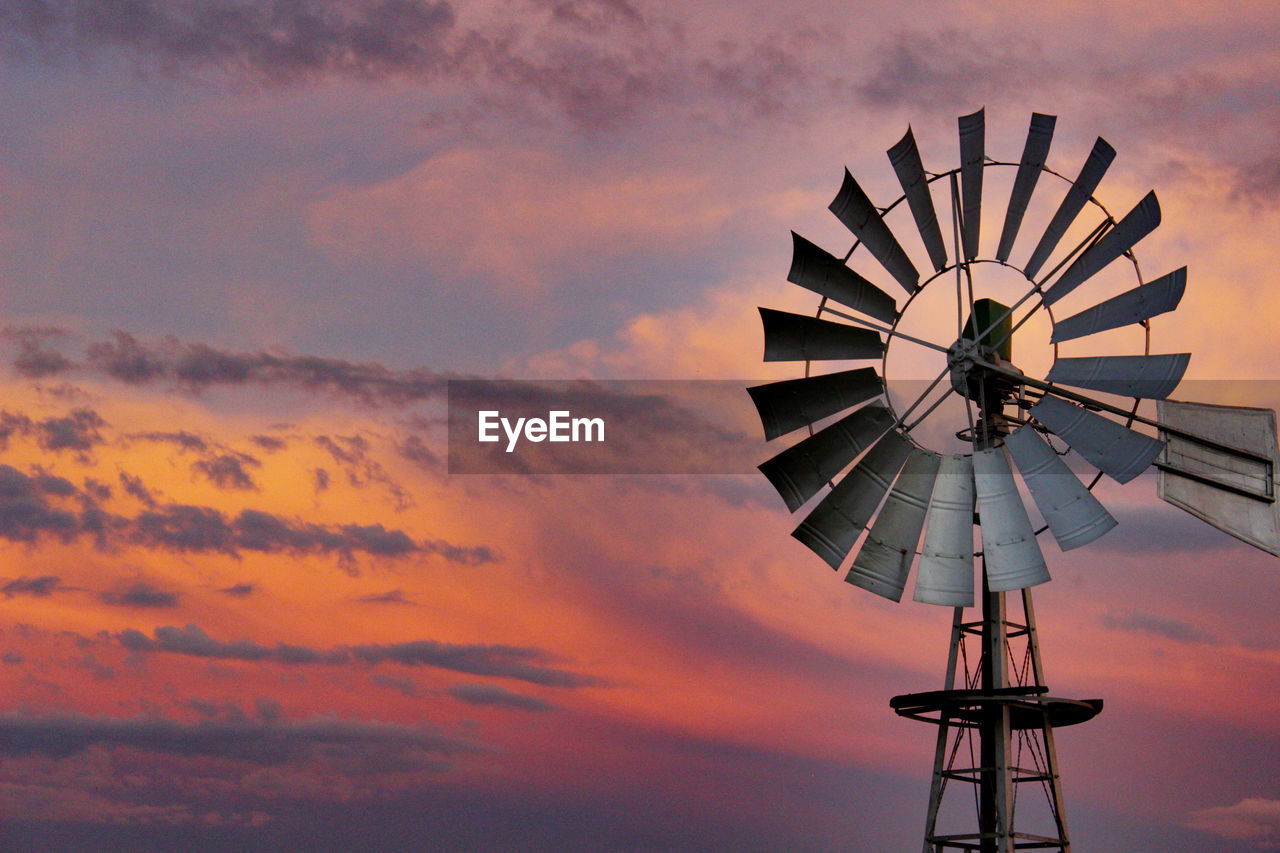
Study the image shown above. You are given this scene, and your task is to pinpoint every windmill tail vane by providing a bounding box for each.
[748,109,1280,851]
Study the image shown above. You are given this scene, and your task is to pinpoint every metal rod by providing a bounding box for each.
[965,218,1112,356]
[819,305,952,355]
[969,357,1275,466]
[923,607,968,853]
[906,383,960,433]
[949,172,979,443]
[895,365,952,430]
[951,173,966,342]
[1022,590,1072,851]
[979,571,1013,853]
[1032,217,1111,293]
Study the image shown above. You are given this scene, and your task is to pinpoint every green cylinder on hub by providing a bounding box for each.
[962,298,1012,362]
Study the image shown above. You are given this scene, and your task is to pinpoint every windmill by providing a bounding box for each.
[749,110,1280,851]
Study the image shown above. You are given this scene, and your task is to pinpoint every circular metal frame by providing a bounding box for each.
[803,156,1157,540]
[890,686,1103,730]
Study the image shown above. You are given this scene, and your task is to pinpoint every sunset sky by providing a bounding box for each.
[0,1,1279,850]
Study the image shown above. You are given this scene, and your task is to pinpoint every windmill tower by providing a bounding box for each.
[749,111,1280,851]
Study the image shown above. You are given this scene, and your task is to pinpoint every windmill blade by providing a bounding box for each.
[758,403,896,512]
[1023,137,1116,279]
[1043,191,1161,306]
[792,430,912,569]
[887,127,948,272]
[1004,425,1117,550]
[747,367,883,441]
[1050,267,1187,343]
[1046,353,1189,400]
[787,232,899,324]
[973,447,1050,592]
[914,454,975,606]
[829,169,921,294]
[996,113,1056,262]
[759,308,884,362]
[1030,394,1164,484]
[847,448,941,601]
[959,108,985,260]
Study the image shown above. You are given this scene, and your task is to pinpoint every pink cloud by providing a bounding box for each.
[1186,797,1280,848]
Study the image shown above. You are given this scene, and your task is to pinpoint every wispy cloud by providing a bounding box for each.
[120,624,345,664]
[125,430,209,451]
[0,0,861,135]
[1185,797,1280,848]
[0,464,81,543]
[0,407,107,457]
[100,580,180,609]
[191,453,261,490]
[1,574,63,597]
[0,0,457,84]
[447,682,554,712]
[0,707,478,763]
[1231,156,1280,210]
[3,327,456,406]
[80,331,454,405]
[349,639,603,687]
[0,462,488,565]
[355,588,414,605]
[855,29,1044,111]
[1101,608,1218,645]
[118,623,604,688]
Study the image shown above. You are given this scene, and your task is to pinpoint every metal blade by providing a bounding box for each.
[1004,425,1117,550]
[887,127,948,272]
[747,367,883,441]
[758,403,896,512]
[959,108,985,260]
[847,448,941,601]
[996,113,1056,262]
[1158,399,1280,556]
[914,454,975,606]
[1023,137,1116,279]
[1043,191,1161,306]
[1047,353,1189,400]
[787,232,899,324]
[793,430,912,569]
[1050,267,1187,343]
[828,169,920,294]
[759,308,884,362]
[974,447,1050,592]
[1030,395,1164,484]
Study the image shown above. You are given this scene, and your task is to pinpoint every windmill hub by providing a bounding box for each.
[947,339,1016,395]
[946,296,1023,436]
[945,337,989,376]
[947,338,989,394]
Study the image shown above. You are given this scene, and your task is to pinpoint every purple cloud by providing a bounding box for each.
[101,580,180,609]
[0,707,478,763]
[447,682,554,712]
[1,574,62,597]
[118,623,603,688]
[191,453,261,490]
[0,0,457,84]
